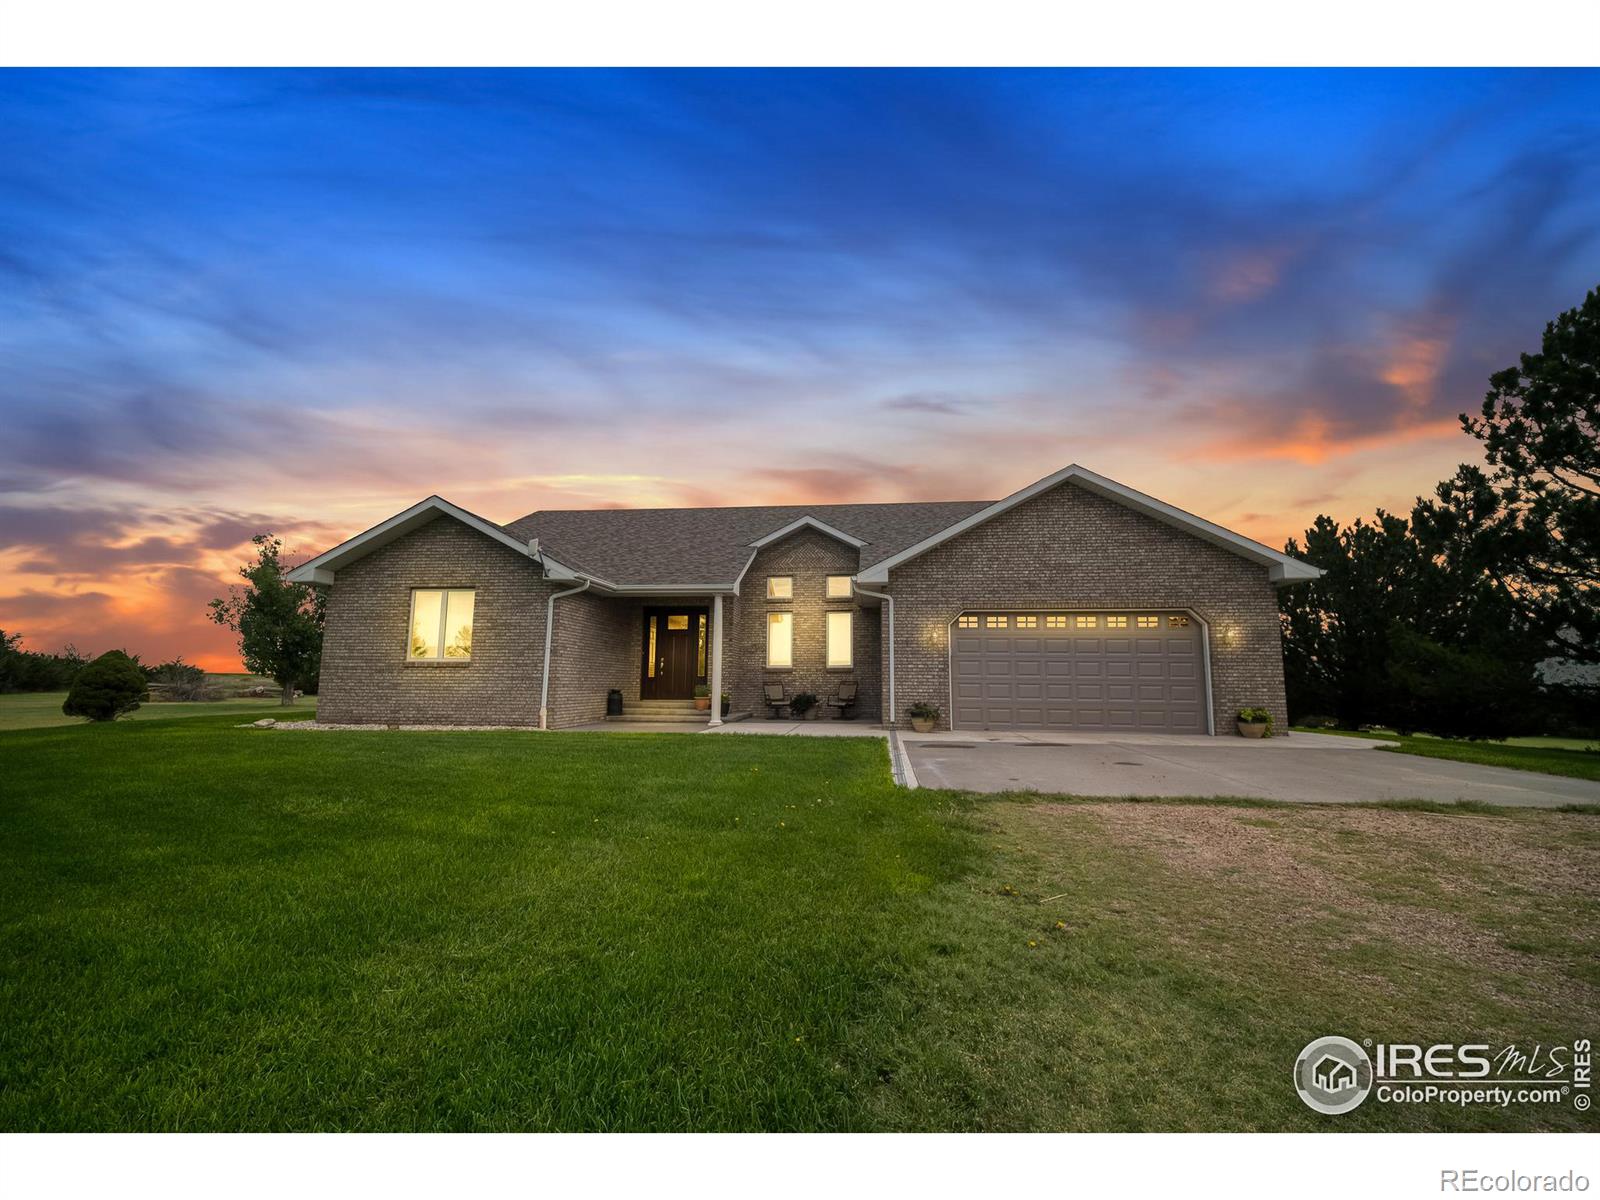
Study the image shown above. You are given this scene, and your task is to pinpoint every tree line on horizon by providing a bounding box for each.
[1279,286,1599,739]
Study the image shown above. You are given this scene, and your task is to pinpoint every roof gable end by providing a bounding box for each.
[747,515,868,550]
[284,496,541,584]
[854,464,1322,586]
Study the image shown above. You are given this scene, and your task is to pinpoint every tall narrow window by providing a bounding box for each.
[825,575,853,599]
[697,614,707,676]
[646,615,657,677]
[826,611,853,668]
[766,612,793,668]
[767,576,793,599]
[409,589,474,660]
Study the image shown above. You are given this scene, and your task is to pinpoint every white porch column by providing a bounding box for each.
[707,593,725,727]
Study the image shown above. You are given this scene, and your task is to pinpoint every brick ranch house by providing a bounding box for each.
[286,464,1320,733]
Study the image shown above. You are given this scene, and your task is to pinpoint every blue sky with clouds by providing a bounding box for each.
[2,68,1597,663]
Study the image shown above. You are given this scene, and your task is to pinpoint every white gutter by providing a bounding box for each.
[853,585,896,727]
[539,577,592,729]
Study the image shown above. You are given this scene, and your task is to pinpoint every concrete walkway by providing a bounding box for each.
[565,719,887,737]
[900,732,1600,807]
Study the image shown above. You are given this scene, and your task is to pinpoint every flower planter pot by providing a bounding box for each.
[720,699,731,717]
[1237,721,1268,739]
[910,717,935,733]
[694,697,710,711]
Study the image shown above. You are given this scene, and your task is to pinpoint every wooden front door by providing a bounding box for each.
[640,608,708,700]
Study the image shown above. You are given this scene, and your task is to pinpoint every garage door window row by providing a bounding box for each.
[956,613,1188,630]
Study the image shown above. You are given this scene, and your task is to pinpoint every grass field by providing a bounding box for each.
[2,715,1595,1131]
[0,690,317,731]
[1294,726,1600,782]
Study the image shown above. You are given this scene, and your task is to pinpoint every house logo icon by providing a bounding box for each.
[1313,1054,1357,1093]
[1295,1036,1374,1114]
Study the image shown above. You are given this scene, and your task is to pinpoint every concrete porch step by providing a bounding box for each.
[629,700,703,710]
[606,710,712,723]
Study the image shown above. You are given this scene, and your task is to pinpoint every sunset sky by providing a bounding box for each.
[2,68,1598,669]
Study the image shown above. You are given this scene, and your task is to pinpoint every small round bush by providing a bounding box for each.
[62,650,150,721]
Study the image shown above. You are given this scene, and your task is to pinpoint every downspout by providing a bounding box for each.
[853,585,895,727]
[539,577,591,729]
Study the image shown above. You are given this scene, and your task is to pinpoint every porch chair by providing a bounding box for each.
[826,680,859,720]
[763,683,789,719]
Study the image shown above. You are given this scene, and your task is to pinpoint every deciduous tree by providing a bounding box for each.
[208,535,326,706]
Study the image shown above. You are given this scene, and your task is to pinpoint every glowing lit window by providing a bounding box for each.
[697,614,707,676]
[1137,616,1159,628]
[1046,616,1068,628]
[826,611,853,668]
[1075,615,1097,628]
[646,615,657,676]
[767,576,793,599]
[825,575,853,599]
[766,612,793,668]
[1106,615,1128,629]
[666,614,689,630]
[408,589,474,661]
[985,615,1008,628]
[1015,616,1037,628]
[957,615,978,628]
[1169,615,1190,628]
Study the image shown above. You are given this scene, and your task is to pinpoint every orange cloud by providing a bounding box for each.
[1380,329,1451,415]
[1193,412,1462,466]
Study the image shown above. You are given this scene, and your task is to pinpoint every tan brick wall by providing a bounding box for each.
[880,481,1288,732]
[546,589,637,727]
[318,517,552,726]
[728,529,881,721]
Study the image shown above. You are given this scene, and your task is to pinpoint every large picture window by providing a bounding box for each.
[826,611,853,668]
[766,611,793,668]
[409,589,475,660]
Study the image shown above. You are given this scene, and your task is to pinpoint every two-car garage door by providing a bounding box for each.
[950,611,1207,733]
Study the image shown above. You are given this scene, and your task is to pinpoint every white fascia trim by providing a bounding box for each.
[747,515,867,549]
[284,496,540,584]
[731,550,758,596]
[855,463,1323,587]
[542,561,735,596]
[541,551,738,595]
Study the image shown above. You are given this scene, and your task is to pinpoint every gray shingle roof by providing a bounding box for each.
[503,500,992,585]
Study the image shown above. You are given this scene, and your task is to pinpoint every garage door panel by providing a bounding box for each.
[953,611,1208,734]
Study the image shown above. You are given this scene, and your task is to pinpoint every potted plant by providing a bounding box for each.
[1237,706,1273,738]
[907,701,940,733]
[720,691,731,718]
[693,684,711,711]
[790,692,819,720]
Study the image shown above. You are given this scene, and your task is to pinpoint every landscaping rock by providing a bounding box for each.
[252,718,277,728]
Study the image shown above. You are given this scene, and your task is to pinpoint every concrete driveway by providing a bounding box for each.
[900,730,1600,807]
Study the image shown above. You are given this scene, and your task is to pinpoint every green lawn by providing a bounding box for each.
[1294,726,1600,782]
[0,690,317,731]
[3,716,1594,1131]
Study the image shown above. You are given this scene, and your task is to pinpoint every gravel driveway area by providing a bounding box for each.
[901,731,1600,807]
